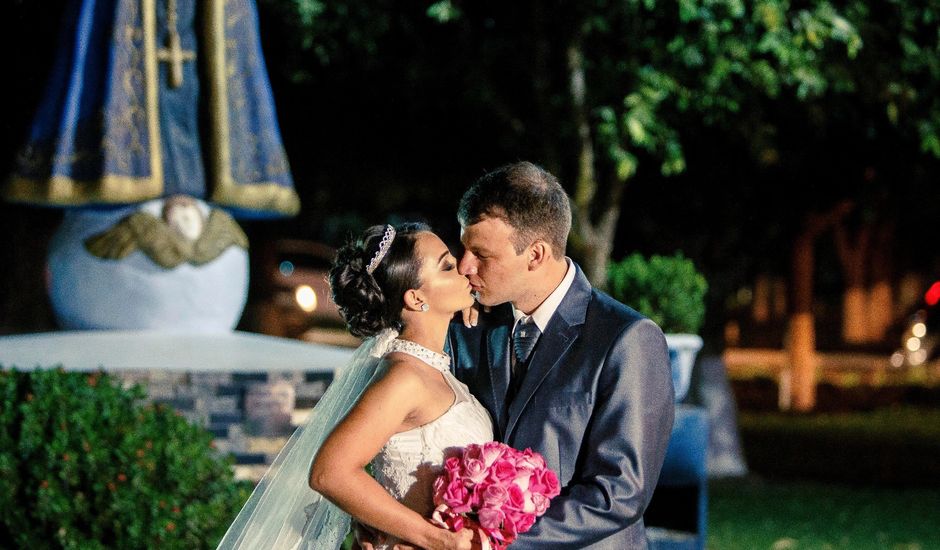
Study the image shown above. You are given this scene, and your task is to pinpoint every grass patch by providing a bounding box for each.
[709,478,940,549]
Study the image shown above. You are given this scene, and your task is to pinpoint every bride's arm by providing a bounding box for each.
[309,361,471,550]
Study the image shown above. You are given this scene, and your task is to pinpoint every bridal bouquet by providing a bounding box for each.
[430,442,561,549]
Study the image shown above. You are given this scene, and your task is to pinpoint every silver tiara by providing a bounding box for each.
[366,225,396,274]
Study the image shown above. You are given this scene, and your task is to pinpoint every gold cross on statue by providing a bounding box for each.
[156,0,195,88]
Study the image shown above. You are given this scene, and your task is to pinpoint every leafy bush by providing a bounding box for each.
[607,252,708,334]
[0,367,252,549]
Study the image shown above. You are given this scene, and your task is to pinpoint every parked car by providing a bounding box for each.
[890,280,940,368]
[253,239,344,339]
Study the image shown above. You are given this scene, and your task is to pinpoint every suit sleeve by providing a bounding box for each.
[510,318,675,549]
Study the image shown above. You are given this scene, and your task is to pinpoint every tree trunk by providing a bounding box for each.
[867,223,895,342]
[752,274,771,323]
[834,223,871,344]
[786,202,853,412]
[566,38,626,288]
[788,231,817,412]
[772,277,788,319]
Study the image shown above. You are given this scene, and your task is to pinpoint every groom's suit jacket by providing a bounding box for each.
[447,263,674,549]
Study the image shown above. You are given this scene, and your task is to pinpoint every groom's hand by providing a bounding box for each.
[355,537,415,550]
[353,520,388,550]
[352,523,417,550]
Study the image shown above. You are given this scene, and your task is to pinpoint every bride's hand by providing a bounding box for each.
[460,302,481,328]
[388,526,474,550]
[441,527,475,550]
[415,526,475,550]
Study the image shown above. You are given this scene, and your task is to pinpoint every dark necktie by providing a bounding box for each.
[509,318,540,400]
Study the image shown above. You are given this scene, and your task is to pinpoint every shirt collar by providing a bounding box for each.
[512,258,575,332]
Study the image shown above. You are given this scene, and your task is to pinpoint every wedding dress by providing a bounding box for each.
[217,331,494,550]
[366,338,494,549]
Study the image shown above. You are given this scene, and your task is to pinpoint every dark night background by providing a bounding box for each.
[2,0,938,351]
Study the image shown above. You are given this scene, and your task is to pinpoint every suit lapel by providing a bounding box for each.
[504,320,579,438]
[503,264,592,441]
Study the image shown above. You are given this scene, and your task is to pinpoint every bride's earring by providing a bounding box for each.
[420,303,429,312]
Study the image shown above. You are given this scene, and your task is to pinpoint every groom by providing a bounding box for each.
[448,161,674,549]
[360,161,674,549]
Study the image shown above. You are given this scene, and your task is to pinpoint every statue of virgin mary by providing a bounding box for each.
[6,0,299,216]
[4,0,301,331]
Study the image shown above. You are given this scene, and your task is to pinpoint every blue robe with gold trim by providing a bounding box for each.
[6,0,299,219]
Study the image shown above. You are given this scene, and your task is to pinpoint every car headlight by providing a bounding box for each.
[295,285,318,313]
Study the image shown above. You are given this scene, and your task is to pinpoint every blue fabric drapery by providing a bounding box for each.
[6,0,299,219]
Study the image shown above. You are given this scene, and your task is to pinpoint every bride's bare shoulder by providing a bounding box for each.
[372,353,428,390]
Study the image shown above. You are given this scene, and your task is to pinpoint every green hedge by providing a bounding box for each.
[607,252,708,334]
[0,367,252,549]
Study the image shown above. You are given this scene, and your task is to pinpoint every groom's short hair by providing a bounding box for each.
[458,161,571,257]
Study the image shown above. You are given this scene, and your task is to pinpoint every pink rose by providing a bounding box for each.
[431,505,465,532]
[463,444,484,468]
[512,458,534,475]
[444,456,461,477]
[463,457,488,483]
[469,484,484,509]
[512,470,531,493]
[516,448,546,470]
[540,468,560,498]
[528,467,559,496]
[478,507,505,530]
[481,441,507,467]
[508,511,536,533]
[489,459,517,483]
[531,492,550,515]
[527,472,545,495]
[500,514,518,539]
[432,475,447,505]
[464,443,483,459]
[481,483,510,507]
[443,479,473,514]
[506,483,525,510]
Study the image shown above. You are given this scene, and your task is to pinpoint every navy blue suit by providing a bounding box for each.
[447,264,674,549]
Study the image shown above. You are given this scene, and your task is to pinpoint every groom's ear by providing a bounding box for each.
[527,240,550,270]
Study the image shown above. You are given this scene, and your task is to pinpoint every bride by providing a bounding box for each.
[218,223,493,550]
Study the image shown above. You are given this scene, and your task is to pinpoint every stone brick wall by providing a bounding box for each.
[111,369,334,482]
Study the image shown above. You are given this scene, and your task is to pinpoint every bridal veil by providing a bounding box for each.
[217,330,398,550]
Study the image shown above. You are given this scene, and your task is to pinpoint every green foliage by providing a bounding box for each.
[426,0,461,22]
[250,0,940,284]
[0,368,252,549]
[588,0,863,181]
[270,0,940,181]
[607,252,708,334]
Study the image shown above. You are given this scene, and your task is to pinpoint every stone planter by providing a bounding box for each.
[664,333,703,402]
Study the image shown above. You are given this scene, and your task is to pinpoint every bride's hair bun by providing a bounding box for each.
[330,222,430,338]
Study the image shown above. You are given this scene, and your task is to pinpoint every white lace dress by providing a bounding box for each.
[370,339,494,549]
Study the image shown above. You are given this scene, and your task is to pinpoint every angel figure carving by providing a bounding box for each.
[84,195,249,269]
